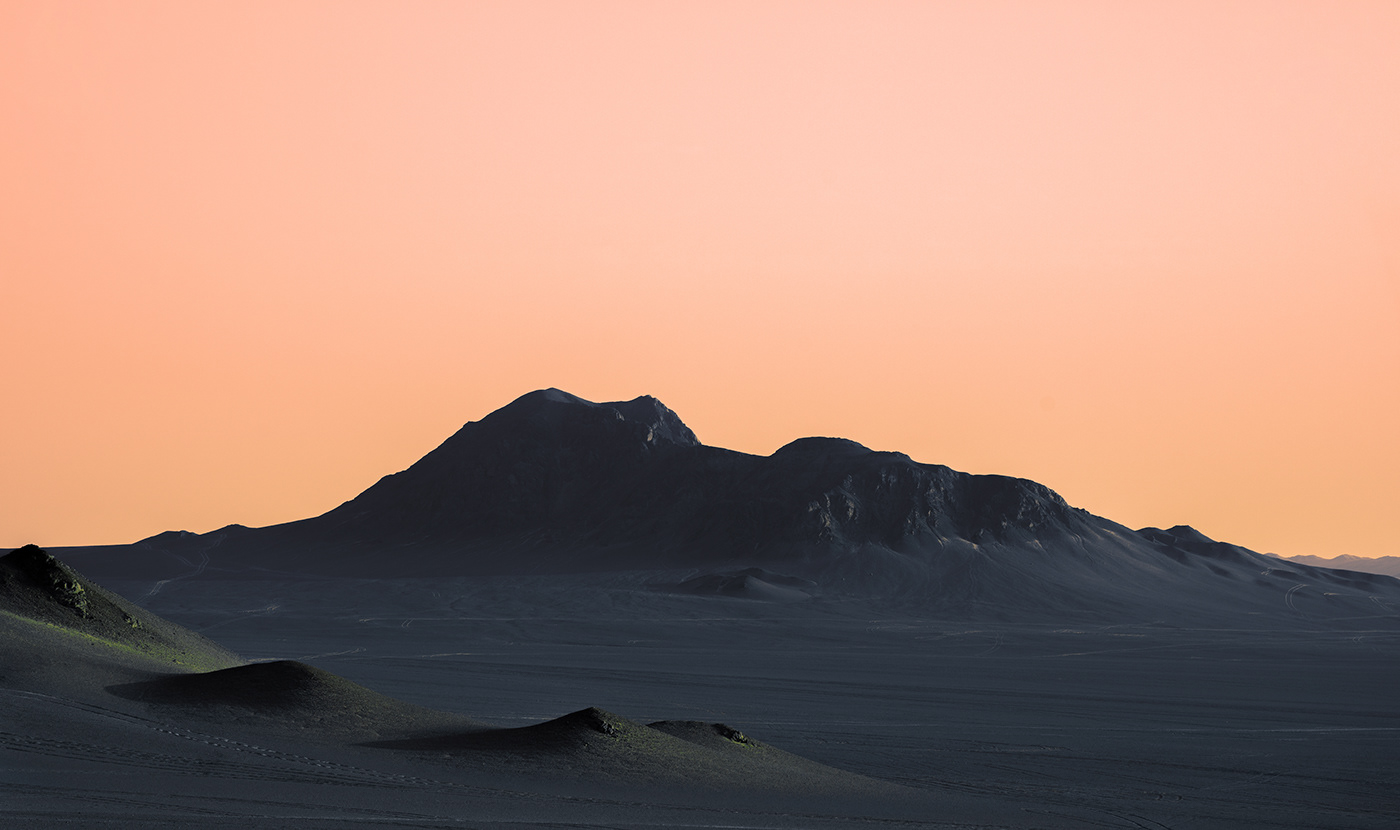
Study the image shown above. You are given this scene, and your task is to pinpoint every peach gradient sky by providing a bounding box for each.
[3,2,1397,558]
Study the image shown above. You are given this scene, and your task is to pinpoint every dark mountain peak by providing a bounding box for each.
[608,395,700,447]
[307,390,703,546]
[773,436,872,458]
[478,389,700,448]
[488,387,593,417]
[143,390,1100,573]
[535,387,589,404]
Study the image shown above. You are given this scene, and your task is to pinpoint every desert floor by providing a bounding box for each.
[5,571,1398,828]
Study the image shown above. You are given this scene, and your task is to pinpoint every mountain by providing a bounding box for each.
[76,389,1102,571]
[55,389,1400,623]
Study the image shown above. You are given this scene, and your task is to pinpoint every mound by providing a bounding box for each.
[669,567,816,601]
[108,659,485,741]
[370,706,900,795]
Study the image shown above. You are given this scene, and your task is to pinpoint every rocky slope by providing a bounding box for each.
[0,544,242,677]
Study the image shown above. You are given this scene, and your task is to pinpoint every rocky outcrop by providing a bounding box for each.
[1,544,91,616]
[0,545,242,671]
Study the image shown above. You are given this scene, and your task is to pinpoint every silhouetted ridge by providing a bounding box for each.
[1148,525,1217,545]
[478,388,700,448]
[138,525,251,548]
[1274,553,1400,579]
[1136,525,1253,564]
[86,390,1106,577]
[64,389,1400,624]
[772,436,874,457]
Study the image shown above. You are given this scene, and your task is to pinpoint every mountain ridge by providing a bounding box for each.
[48,389,1400,624]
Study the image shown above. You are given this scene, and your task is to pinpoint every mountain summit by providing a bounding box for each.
[212,389,1096,572]
[59,389,1400,622]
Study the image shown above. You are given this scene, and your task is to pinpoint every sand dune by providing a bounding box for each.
[2,546,927,827]
[371,705,901,796]
[8,558,1395,827]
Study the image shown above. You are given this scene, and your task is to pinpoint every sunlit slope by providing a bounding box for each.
[0,545,243,693]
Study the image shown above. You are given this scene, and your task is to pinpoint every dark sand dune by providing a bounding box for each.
[668,566,818,601]
[370,705,903,796]
[107,659,487,742]
[3,547,929,828]
[8,564,1391,828]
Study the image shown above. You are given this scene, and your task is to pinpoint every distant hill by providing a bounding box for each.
[1269,553,1400,579]
[53,389,1400,625]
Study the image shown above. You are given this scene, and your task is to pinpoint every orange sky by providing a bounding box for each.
[3,1,1397,558]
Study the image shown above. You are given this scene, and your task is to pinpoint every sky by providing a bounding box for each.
[2,1,1397,559]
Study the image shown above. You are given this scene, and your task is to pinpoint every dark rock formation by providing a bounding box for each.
[212,388,1102,575]
[2,544,90,616]
[52,389,1400,623]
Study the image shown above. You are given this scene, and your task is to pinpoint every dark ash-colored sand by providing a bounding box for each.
[5,560,1398,827]
[7,391,1399,828]
[1,548,933,828]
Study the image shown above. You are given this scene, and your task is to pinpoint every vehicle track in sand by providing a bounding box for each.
[1284,583,1308,613]
[142,547,214,600]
